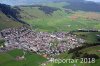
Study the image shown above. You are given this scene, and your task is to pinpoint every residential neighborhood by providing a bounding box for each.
[0,27,84,56]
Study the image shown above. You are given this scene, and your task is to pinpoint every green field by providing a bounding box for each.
[19,4,100,32]
[79,46,100,57]
[0,49,47,66]
[73,32,100,43]
[0,47,99,66]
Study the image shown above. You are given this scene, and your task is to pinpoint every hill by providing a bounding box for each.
[63,0,100,12]
[18,4,100,32]
[0,3,30,31]
[0,11,23,31]
[0,1,100,32]
[0,0,100,6]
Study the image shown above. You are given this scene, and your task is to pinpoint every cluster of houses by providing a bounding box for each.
[0,27,85,56]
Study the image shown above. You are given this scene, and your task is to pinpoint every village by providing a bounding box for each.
[0,27,85,56]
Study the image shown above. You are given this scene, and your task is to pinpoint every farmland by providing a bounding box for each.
[0,49,47,66]
[19,5,100,32]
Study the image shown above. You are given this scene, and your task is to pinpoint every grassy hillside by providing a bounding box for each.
[19,4,100,32]
[0,11,23,31]
[0,49,47,66]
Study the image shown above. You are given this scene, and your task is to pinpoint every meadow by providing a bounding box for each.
[0,49,47,66]
[19,5,100,32]
[73,32,100,43]
[0,47,99,66]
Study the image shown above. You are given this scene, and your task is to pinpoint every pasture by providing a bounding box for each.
[19,6,100,32]
[0,49,47,66]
